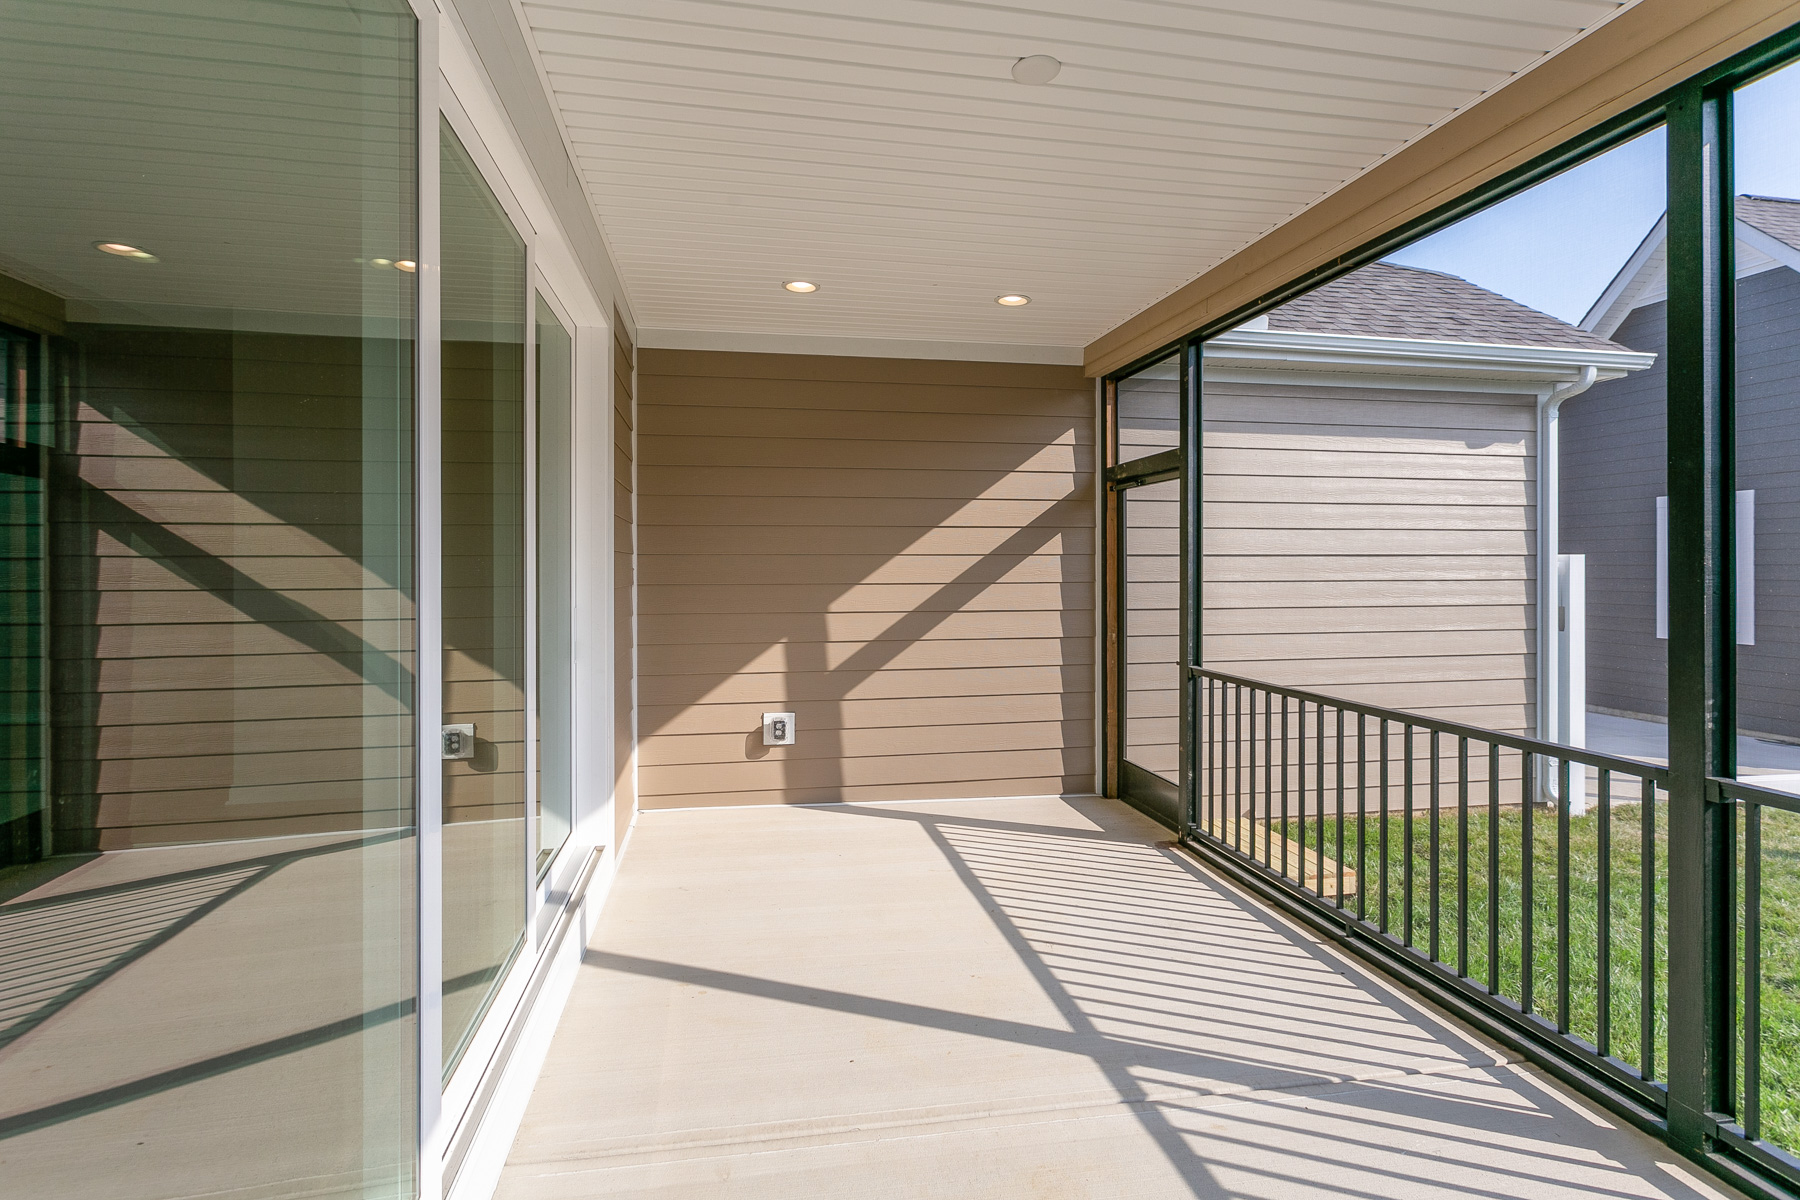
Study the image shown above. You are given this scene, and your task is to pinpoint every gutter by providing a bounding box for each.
[1538,365,1600,772]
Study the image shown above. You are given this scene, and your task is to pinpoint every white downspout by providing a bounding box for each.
[1537,365,1598,796]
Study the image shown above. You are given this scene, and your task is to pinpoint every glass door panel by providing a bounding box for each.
[0,3,420,1193]
[440,122,527,1077]
[534,296,573,875]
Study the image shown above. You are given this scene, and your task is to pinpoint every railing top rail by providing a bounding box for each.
[1192,664,1671,785]
[1711,775,1800,814]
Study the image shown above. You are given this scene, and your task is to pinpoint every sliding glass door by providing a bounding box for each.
[0,2,420,1195]
[438,122,529,1079]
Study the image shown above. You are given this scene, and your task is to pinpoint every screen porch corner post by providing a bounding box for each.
[1662,77,1736,1156]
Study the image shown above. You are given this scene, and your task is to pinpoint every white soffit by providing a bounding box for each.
[518,0,1635,349]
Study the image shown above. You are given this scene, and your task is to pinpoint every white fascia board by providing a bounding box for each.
[1203,367,1605,396]
[1737,222,1800,275]
[1204,328,1654,386]
[1583,215,1667,335]
[1583,217,1800,337]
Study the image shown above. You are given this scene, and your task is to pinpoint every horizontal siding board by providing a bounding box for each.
[642,692,1094,736]
[641,525,1092,557]
[641,496,1091,529]
[640,608,1091,645]
[640,664,1092,707]
[642,401,1086,445]
[647,636,1091,676]
[640,719,1093,766]
[640,465,1088,501]
[640,581,1092,615]
[639,349,1085,391]
[638,434,1090,473]
[639,552,1090,587]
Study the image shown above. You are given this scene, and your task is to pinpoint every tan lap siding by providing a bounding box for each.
[637,350,1093,808]
[56,328,414,850]
[1201,380,1538,735]
[613,317,636,847]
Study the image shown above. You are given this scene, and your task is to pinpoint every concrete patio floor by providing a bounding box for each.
[497,795,1744,1200]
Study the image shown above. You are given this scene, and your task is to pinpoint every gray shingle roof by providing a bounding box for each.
[1740,195,1800,253]
[1266,261,1630,353]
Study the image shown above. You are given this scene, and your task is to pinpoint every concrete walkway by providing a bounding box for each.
[498,795,1742,1200]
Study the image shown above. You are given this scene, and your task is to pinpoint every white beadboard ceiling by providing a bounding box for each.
[518,0,1636,349]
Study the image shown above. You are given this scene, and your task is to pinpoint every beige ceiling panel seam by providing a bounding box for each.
[566,129,1342,196]
[572,123,1375,184]
[522,15,1498,112]
[530,51,1448,142]
[1084,0,1800,376]
[558,103,1390,172]
[527,0,1596,77]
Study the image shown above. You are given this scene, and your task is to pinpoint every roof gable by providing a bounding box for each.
[1268,261,1629,353]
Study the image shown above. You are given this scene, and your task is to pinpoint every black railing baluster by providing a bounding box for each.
[1641,776,1656,1083]
[1208,678,1218,835]
[1296,698,1310,888]
[1263,686,1274,870]
[1335,706,1346,909]
[1430,729,1442,963]
[1745,799,1762,1142]
[1404,725,1415,947]
[1355,709,1366,923]
[1522,752,1535,1016]
[1315,703,1327,899]
[1379,719,1390,934]
[1557,757,1572,1035]
[1597,768,1612,1059]
[1458,736,1469,978]
[1489,742,1500,995]
[1321,701,1332,893]
[1234,683,1244,853]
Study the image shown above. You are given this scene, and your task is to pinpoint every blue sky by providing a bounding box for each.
[1381,59,1800,326]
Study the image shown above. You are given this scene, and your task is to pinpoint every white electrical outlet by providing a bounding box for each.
[442,723,476,760]
[762,712,796,746]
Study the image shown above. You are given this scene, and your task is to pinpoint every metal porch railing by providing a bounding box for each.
[1191,666,1671,1117]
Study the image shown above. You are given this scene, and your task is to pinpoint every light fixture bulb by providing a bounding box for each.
[394,260,416,273]
[95,241,157,262]
[1011,55,1061,85]
[996,294,1031,306]
[784,281,817,293]
[371,258,393,268]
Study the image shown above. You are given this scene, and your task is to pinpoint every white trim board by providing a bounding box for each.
[637,327,1084,365]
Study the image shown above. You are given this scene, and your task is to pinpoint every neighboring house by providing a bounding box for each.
[1121,262,1653,783]
[1565,195,1800,744]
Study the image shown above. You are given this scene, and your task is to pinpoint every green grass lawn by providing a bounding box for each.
[1261,800,1800,1151]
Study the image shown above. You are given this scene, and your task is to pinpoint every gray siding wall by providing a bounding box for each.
[1735,266,1800,739]
[1564,266,1800,739]
[1560,301,1667,720]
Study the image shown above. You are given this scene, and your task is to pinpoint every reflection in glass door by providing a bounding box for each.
[440,121,528,1077]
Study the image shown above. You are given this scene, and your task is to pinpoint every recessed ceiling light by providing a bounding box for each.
[95,241,157,262]
[1011,55,1061,85]
[394,260,417,273]
[996,294,1031,306]
[784,280,817,293]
